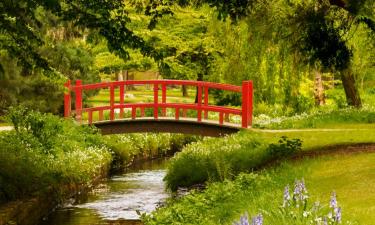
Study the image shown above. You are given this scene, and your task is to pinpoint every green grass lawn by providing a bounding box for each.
[86,88,201,106]
[256,129,375,150]
[304,153,375,224]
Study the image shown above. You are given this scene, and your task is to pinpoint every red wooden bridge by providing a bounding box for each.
[64,80,253,137]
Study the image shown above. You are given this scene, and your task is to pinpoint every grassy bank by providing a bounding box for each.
[0,108,198,205]
[0,108,112,204]
[253,106,375,129]
[144,151,375,225]
[165,128,375,191]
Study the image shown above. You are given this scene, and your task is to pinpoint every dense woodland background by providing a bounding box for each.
[1,0,374,116]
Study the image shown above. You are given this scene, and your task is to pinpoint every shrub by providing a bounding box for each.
[267,136,302,159]
[0,107,112,203]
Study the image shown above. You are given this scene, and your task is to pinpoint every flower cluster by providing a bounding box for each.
[234,179,346,225]
[327,192,342,224]
[233,213,263,225]
[282,180,343,225]
[282,179,309,209]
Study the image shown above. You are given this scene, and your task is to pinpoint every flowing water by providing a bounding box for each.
[41,158,169,225]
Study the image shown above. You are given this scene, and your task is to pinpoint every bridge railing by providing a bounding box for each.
[64,80,253,128]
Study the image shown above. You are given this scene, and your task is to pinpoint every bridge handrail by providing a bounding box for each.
[73,80,241,92]
[64,79,253,128]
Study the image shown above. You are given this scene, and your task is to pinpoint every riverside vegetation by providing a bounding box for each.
[0,107,198,205]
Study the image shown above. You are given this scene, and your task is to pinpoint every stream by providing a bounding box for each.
[41,158,169,225]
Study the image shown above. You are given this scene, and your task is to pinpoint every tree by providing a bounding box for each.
[0,0,169,74]
[290,0,375,107]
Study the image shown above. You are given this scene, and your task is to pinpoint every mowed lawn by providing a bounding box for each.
[256,129,375,151]
[285,152,375,224]
[86,88,199,106]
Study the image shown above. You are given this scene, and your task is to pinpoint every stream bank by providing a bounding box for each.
[40,158,169,225]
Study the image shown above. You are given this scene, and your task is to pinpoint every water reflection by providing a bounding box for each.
[41,159,169,225]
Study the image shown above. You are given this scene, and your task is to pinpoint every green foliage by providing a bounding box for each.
[164,132,302,191]
[104,133,199,171]
[0,108,111,203]
[267,136,302,159]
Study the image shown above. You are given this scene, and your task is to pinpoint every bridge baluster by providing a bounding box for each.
[132,106,136,119]
[175,108,180,120]
[110,84,115,121]
[99,110,104,121]
[219,112,224,125]
[153,83,158,119]
[120,84,125,118]
[241,81,253,128]
[204,86,209,119]
[197,85,202,122]
[75,80,83,123]
[88,110,93,124]
[162,84,167,117]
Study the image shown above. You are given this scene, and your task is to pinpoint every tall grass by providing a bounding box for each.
[164,131,301,191]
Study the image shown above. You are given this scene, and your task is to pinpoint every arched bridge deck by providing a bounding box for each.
[64,80,253,136]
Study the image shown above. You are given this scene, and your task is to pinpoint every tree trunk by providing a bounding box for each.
[182,85,188,97]
[195,74,203,103]
[314,69,325,106]
[341,68,362,108]
[117,71,123,81]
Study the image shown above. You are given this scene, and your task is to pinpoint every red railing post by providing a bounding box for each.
[241,81,249,128]
[64,80,71,118]
[197,85,202,122]
[204,86,209,119]
[110,84,115,121]
[88,111,93,124]
[248,81,253,127]
[119,84,125,118]
[162,84,167,116]
[75,80,83,122]
[153,83,159,119]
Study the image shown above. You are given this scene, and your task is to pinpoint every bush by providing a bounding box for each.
[0,107,112,203]
[267,136,302,159]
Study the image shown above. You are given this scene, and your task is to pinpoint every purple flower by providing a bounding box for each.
[251,214,263,225]
[293,179,308,204]
[283,185,291,207]
[323,217,328,225]
[330,192,337,208]
[334,207,342,223]
[233,213,249,225]
[234,213,262,225]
